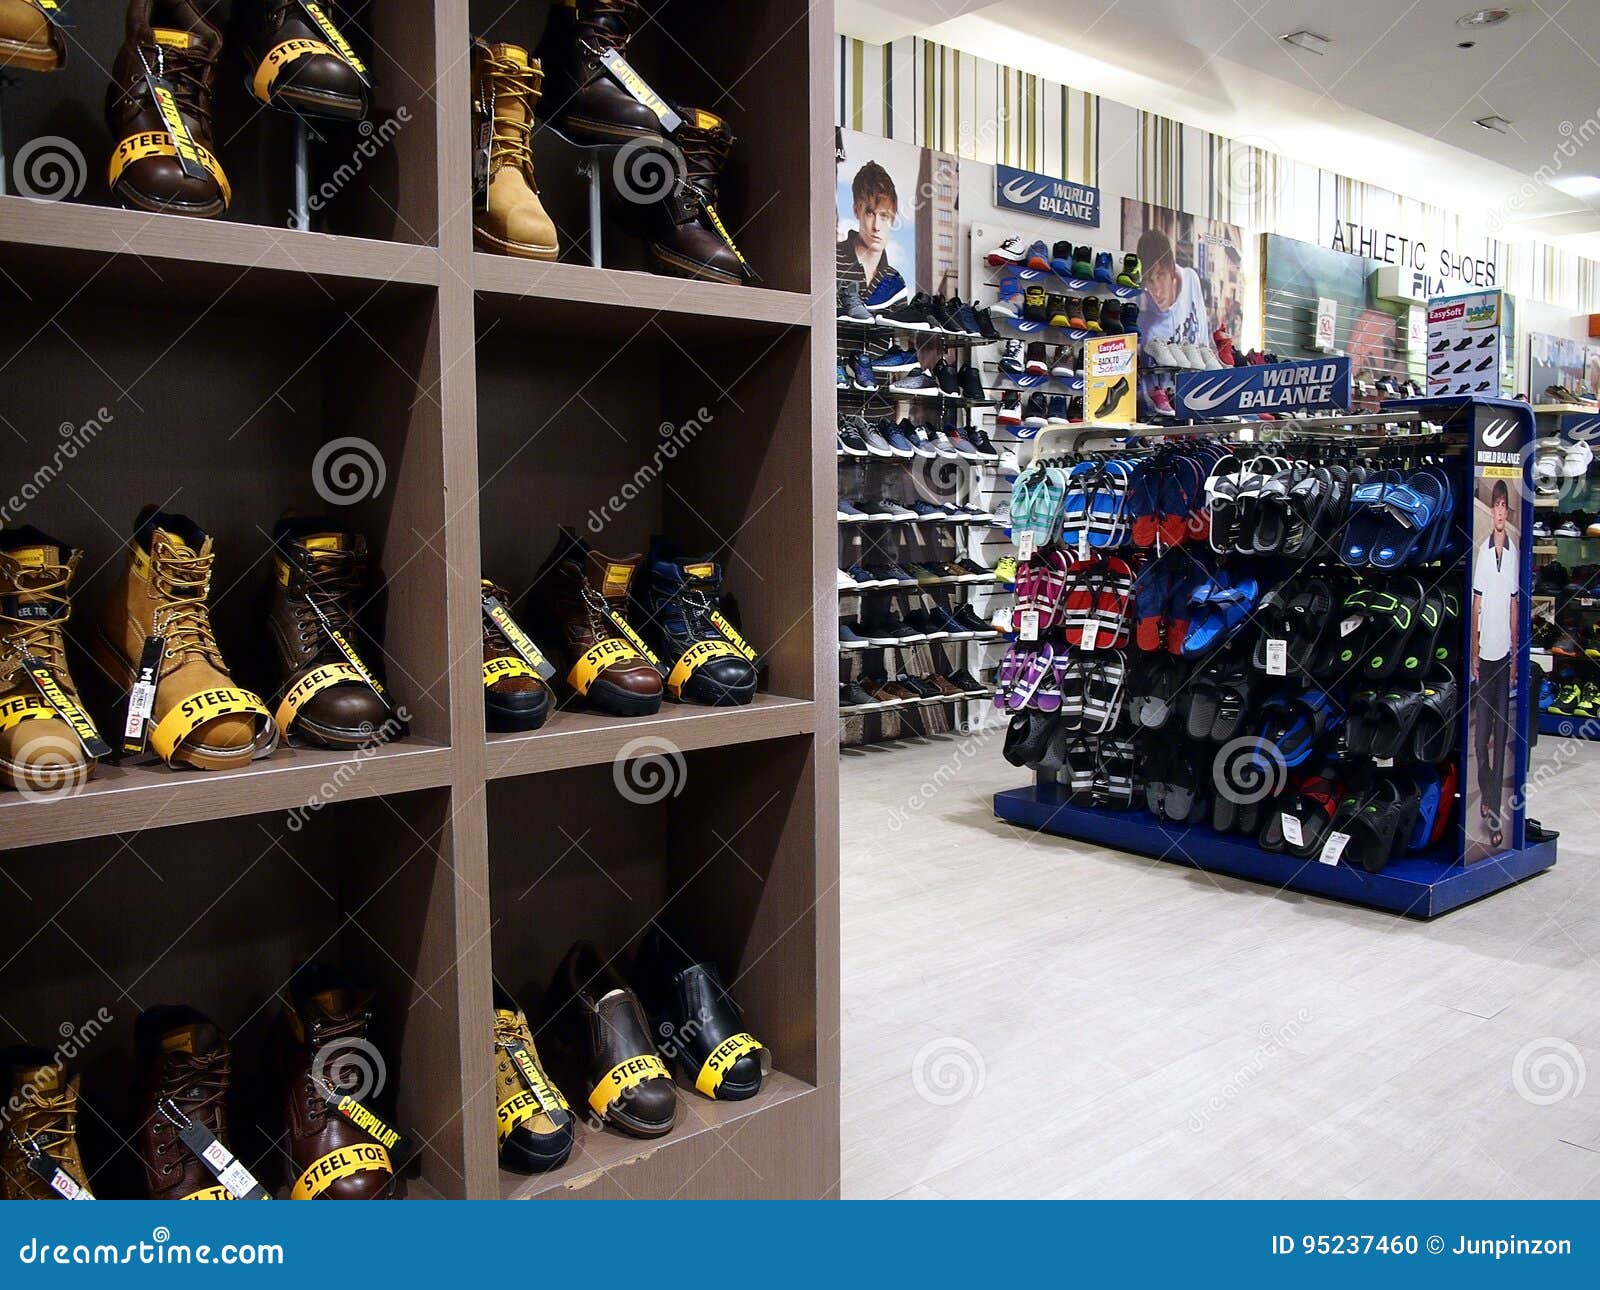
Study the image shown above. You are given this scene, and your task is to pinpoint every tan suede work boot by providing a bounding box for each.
[0,0,65,72]
[472,42,559,260]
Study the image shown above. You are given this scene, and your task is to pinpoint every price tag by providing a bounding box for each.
[122,635,165,755]
[1016,531,1036,561]
[1319,831,1351,865]
[174,1119,270,1200]
[1080,619,1099,651]
[1078,530,1090,560]
[1018,610,1040,642]
[1339,615,1362,637]
[25,1151,91,1199]
[1265,638,1287,676]
[1281,812,1304,848]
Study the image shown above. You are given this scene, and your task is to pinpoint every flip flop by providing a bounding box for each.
[1205,457,1244,553]
[1129,459,1162,548]
[1140,655,1180,729]
[1065,738,1097,802]
[1161,453,1207,547]
[1083,651,1128,732]
[1006,642,1055,711]
[1058,651,1087,726]
[1033,466,1071,548]
[1134,556,1173,651]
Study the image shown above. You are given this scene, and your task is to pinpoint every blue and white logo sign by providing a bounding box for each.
[994,164,1099,227]
[1174,357,1352,418]
[1559,412,1600,445]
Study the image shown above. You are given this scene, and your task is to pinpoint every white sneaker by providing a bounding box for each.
[1146,338,1174,368]
[985,236,1028,266]
[1201,346,1226,370]
[1181,343,1207,369]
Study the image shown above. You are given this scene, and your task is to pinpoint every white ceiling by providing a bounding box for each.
[836,0,1600,253]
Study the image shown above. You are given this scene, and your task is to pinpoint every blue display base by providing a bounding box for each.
[993,786,1557,919]
[1540,711,1600,739]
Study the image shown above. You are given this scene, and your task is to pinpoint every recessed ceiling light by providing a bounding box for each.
[1279,30,1331,54]
[1549,175,1600,199]
[1474,114,1512,132]
[1457,8,1511,27]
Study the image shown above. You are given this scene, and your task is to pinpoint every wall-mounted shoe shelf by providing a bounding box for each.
[0,0,837,1201]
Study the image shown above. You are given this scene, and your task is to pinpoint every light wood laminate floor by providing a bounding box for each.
[840,728,1600,1199]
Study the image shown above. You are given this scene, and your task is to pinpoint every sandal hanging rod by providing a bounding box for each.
[1024,410,1452,463]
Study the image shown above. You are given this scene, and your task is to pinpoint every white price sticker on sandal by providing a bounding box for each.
[1016,531,1035,561]
[1080,620,1099,651]
[1319,831,1351,865]
[1281,812,1304,848]
[1018,610,1040,641]
[1265,638,1287,677]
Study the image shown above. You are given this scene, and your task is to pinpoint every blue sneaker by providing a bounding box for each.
[993,268,1025,317]
[837,498,866,521]
[850,352,876,391]
[863,269,911,310]
[1093,251,1115,283]
[1046,394,1070,425]
[839,621,871,649]
[1025,240,1052,271]
[1049,239,1076,280]
[909,499,952,520]
[871,348,921,375]
[836,360,848,388]
[882,423,917,458]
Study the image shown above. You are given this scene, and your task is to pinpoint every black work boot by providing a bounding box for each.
[534,0,663,144]
[646,107,747,284]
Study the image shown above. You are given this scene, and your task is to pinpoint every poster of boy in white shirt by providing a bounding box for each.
[1471,478,1518,850]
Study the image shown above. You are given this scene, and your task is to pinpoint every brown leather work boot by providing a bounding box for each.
[276,962,401,1200]
[0,0,65,72]
[543,942,677,1139]
[528,528,663,718]
[239,0,368,121]
[135,1007,244,1201]
[647,107,746,285]
[0,528,95,795]
[472,42,559,260]
[267,515,392,750]
[0,1050,93,1199]
[91,507,277,772]
[106,0,230,218]
[534,0,663,145]
[483,578,552,732]
[493,983,574,1173]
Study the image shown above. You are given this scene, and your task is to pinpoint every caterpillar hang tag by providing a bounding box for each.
[481,592,556,681]
[296,0,371,84]
[139,66,210,183]
[303,596,393,714]
[19,655,110,758]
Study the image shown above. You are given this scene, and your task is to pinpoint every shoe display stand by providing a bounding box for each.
[0,0,837,1201]
[1531,404,1600,739]
[837,300,1003,742]
[993,398,1558,919]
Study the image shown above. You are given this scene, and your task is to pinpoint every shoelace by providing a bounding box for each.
[580,584,624,642]
[303,1008,372,1128]
[129,39,216,133]
[0,562,71,682]
[150,543,222,663]
[576,0,640,55]
[477,52,541,178]
[10,1092,78,1172]
[676,123,732,206]
[289,547,365,655]
[155,1052,231,1177]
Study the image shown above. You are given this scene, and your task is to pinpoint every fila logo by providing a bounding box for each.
[1480,418,1516,448]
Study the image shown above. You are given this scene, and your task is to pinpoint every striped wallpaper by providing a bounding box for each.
[837,35,1600,315]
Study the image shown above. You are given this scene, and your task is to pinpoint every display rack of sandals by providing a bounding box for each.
[1530,405,1600,738]
[836,278,1006,744]
[991,396,1557,918]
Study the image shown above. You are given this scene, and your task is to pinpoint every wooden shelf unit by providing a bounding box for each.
[0,0,837,1201]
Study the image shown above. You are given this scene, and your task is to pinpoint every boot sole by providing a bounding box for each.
[0,38,61,72]
[0,751,95,794]
[585,679,661,718]
[244,70,368,123]
[604,1102,677,1139]
[473,224,559,261]
[111,181,226,221]
[288,714,392,750]
[648,243,743,286]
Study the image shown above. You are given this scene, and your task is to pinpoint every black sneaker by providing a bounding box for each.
[972,308,1000,341]
[953,557,994,580]
[947,667,989,695]
[958,365,990,403]
[879,300,934,331]
[908,499,953,520]
[838,420,869,456]
[841,681,877,708]
[890,368,940,396]
[894,674,939,701]
[904,608,949,640]
[1024,392,1050,426]
[862,612,923,645]
[967,426,999,458]
[934,360,961,396]
[952,605,997,636]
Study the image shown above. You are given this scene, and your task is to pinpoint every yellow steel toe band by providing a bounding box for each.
[180,1185,235,1200]
[149,687,272,766]
[567,639,644,695]
[289,1143,392,1200]
[588,1053,670,1117]
[666,638,744,698]
[108,133,232,209]
[496,1089,543,1144]
[483,655,538,687]
[695,1033,764,1097]
[710,610,759,663]
[0,693,57,733]
[252,37,338,102]
[274,661,364,731]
